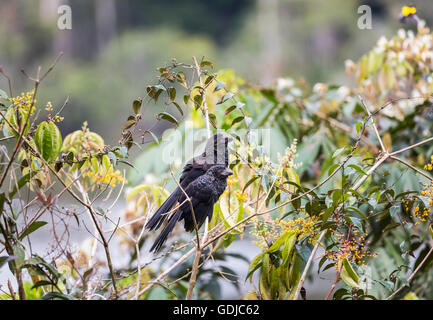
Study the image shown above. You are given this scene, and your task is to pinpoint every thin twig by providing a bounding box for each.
[138,247,196,296]
[292,230,326,300]
[192,56,211,139]
[390,136,433,156]
[0,66,13,97]
[386,246,433,300]
[358,95,387,153]
[390,156,433,182]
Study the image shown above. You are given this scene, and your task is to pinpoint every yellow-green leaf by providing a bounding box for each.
[34,121,62,163]
[340,258,360,287]
[5,108,29,137]
[90,157,99,173]
[102,154,111,171]
[403,292,419,300]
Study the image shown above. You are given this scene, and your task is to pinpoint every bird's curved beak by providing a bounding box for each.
[223,168,234,176]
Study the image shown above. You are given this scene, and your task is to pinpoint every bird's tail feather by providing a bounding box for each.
[183,202,213,232]
[145,188,181,231]
[150,209,182,252]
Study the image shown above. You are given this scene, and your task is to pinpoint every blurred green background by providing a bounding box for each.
[1,0,431,147]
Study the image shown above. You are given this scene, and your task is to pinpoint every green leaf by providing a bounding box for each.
[5,108,30,137]
[200,60,213,69]
[262,254,270,283]
[218,92,234,104]
[83,268,94,282]
[32,280,54,289]
[259,273,271,299]
[20,221,48,240]
[132,98,142,114]
[297,132,321,174]
[13,243,25,269]
[327,163,340,176]
[176,72,187,86]
[34,121,63,163]
[348,164,367,176]
[225,105,237,116]
[157,112,178,126]
[246,252,265,281]
[144,130,159,144]
[146,85,165,102]
[101,154,111,171]
[270,267,279,298]
[167,87,176,102]
[340,258,360,287]
[161,72,175,82]
[282,232,297,265]
[42,292,76,300]
[214,81,226,92]
[122,119,136,131]
[428,224,433,239]
[267,232,290,253]
[332,147,346,158]
[204,75,214,87]
[107,152,117,166]
[260,89,278,104]
[183,94,190,105]
[9,172,34,199]
[231,116,244,126]
[356,121,363,134]
[208,113,217,129]
[193,95,203,109]
[172,101,184,116]
[243,176,259,193]
[153,84,166,91]
[91,157,99,173]
[0,89,8,99]
[403,292,419,300]
[0,256,14,269]
[287,254,301,296]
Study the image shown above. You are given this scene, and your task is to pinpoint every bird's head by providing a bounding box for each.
[207,165,233,178]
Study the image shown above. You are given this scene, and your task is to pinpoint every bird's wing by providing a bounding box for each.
[182,200,214,232]
[147,155,208,232]
[149,209,183,252]
[179,156,208,187]
[178,176,216,232]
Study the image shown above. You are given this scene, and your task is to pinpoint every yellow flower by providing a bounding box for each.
[9,90,36,115]
[86,166,126,188]
[278,215,319,244]
[325,229,376,268]
[234,190,248,201]
[424,156,433,171]
[227,176,239,185]
[401,5,416,17]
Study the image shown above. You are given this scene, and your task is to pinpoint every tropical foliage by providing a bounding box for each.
[1,19,433,300]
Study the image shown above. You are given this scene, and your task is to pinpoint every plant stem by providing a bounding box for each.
[192,56,211,139]
[386,246,433,300]
[186,247,202,300]
[292,230,326,300]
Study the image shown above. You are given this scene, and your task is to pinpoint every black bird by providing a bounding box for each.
[149,165,233,252]
[146,133,232,249]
